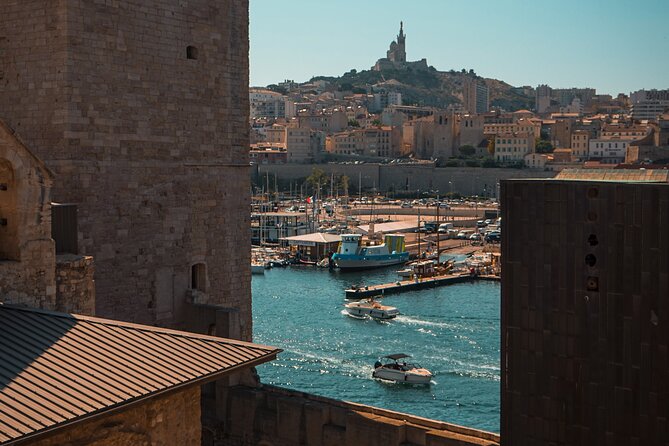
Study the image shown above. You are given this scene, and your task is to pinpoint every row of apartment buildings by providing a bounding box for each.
[250,78,669,168]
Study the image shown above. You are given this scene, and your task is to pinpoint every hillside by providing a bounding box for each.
[309,67,534,111]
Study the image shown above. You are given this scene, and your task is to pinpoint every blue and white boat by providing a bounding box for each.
[331,234,409,271]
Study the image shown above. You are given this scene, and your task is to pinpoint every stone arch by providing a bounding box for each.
[0,158,19,260]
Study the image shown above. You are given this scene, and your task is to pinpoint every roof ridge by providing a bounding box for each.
[0,303,275,350]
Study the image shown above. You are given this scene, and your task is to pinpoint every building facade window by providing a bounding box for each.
[186,45,198,60]
[191,263,207,292]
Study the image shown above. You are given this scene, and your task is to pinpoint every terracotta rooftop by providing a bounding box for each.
[0,304,280,445]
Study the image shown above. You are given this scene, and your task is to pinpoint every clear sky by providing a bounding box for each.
[250,0,669,95]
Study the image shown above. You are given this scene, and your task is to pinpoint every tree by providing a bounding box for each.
[372,119,382,127]
[535,138,554,153]
[458,145,476,157]
[339,175,350,196]
[306,168,327,196]
[266,84,287,95]
[348,119,360,128]
[487,138,496,156]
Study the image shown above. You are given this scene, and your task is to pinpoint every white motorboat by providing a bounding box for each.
[372,354,433,384]
[344,298,399,320]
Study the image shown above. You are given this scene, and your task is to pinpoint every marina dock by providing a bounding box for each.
[345,273,500,299]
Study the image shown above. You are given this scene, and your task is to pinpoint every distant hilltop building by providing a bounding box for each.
[373,22,429,72]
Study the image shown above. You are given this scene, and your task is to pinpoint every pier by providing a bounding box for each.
[345,273,500,299]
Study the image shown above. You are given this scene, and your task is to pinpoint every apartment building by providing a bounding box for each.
[494,132,536,163]
[571,129,591,160]
[326,126,399,157]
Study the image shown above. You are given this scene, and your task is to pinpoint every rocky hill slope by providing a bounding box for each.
[309,67,534,111]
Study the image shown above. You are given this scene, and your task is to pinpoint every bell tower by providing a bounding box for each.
[396,21,407,62]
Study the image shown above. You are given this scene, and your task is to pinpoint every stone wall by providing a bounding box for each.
[0,1,252,339]
[220,385,500,446]
[0,121,56,308]
[55,254,95,315]
[255,164,555,196]
[32,386,201,446]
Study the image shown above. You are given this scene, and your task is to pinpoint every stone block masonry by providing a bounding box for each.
[221,385,500,446]
[31,386,201,446]
[0,1,252,339]
[55,254,95,315]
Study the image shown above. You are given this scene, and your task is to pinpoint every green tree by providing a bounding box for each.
[458,145,476,157]
[306,168,327,195]
[372,119,382,127]
[535,138,554,153]
[266,84,287,95]
[348,119,360,127]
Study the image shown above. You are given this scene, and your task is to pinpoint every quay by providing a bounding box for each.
[345,273,500,299]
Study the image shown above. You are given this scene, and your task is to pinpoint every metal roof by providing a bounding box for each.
[0,304,280,445]
[555,168,669,183]
[357,221,418,235]
[280,232,342,244]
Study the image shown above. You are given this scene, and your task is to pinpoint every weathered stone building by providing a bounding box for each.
[0,120,56,308]
[0,1,251,337]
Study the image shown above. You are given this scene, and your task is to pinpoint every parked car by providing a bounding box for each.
[469,233,482,241]
[485,231,501,243]
[476,220,487,228]
[400,201,413,208]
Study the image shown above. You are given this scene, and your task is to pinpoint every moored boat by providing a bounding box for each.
[251,262,266,274]
[344,298,399,320]
[372,354,433,384]
[332,234,409,271]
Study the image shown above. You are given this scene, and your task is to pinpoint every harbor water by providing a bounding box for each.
[252,264,500,433]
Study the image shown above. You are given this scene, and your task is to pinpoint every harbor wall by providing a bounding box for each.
[254,164,555,196]
[221,385,500,446]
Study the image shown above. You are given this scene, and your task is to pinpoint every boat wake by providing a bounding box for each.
[395,315,461,330]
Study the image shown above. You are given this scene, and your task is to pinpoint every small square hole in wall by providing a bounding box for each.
[186,45,198,60]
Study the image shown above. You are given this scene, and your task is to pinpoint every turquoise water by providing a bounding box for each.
[252,264,500,433]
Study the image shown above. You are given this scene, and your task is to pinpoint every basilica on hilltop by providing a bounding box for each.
[373,22,429,71]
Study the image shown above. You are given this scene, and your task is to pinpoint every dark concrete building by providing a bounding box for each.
[501,169,669,445]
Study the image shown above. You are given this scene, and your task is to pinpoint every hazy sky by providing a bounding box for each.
[250,0,668,95]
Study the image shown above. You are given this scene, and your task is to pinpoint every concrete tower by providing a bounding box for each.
[0,1,252,339]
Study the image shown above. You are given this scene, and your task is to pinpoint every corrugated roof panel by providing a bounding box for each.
[0,304,280,445]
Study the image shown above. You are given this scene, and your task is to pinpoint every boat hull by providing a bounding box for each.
[345,303,399,320]
[333,253,410,271]
[372,367,432,384]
